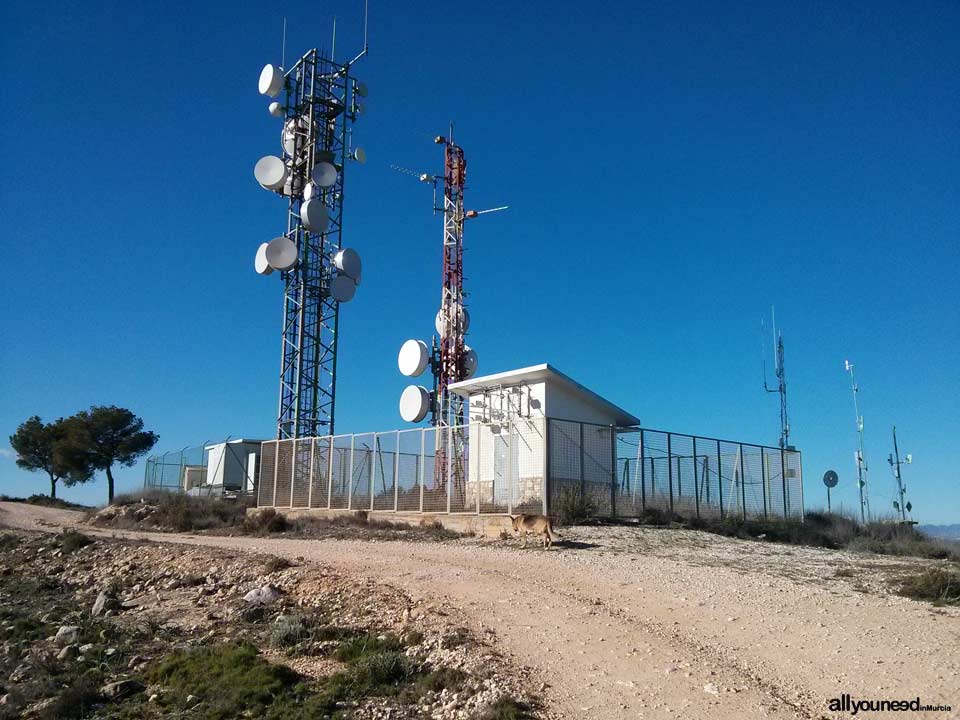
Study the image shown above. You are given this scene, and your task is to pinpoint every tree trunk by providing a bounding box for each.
[49,473,57,499]
[106,466,115,504]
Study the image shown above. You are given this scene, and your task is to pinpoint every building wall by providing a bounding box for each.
[545,381,622,426]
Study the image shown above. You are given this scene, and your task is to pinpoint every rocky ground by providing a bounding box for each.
[0,528,541,719]
[2,501,958,720]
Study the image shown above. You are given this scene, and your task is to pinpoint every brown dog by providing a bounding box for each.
[510,514,556,549]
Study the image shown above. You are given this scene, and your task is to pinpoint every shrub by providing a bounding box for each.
[897,568,960,605]
[264,555,293,573]
[58,529,93,555]
[479,696,532,720]
[244,508,288,534]
[268,614,312,649]
[555,486,597,525]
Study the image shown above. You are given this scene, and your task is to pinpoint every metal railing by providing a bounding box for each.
[257,419,547,514]
[256,417,804,522]
[548,420,803,521]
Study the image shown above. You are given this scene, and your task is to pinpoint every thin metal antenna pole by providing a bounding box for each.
[282,17,287,68]
[846,361,869,523]
[892,426,906,522]
[331,16,337,62]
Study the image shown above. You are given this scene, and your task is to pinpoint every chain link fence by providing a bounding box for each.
[256,417,803,522]
[143,438,258,499]
[258,419,547,514]
[552,422,803,521]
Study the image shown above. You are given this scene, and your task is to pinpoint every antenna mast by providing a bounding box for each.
[844,360,870,522]
[888,426,912,522]
[252,20,370,440]
[762,307,790,449]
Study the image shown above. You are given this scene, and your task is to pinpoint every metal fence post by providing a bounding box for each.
[692,437,700,519]
[271,441,280,507]
[716,439,724,520]
[347,436,354,510]
[306,438,315,509]
[394,430,400,512]
[739,443,747,520]
[639,429,646,511]
[419,429,425,513]
[446,425,452,514]
[667,432,674,516]
[610,426,617,518]
[543,418,551,516]
[760,447,768,520]
[327,437,335,509]
[780,447,788,518]
[578,422,585,497]
[370,435,376,512]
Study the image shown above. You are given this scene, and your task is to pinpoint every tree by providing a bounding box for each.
[9,416,92,498]
[62,406,159,504]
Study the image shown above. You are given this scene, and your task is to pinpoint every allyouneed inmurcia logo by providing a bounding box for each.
[828,694,952,715]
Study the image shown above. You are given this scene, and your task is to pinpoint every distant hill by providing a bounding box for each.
[919,524,960,540]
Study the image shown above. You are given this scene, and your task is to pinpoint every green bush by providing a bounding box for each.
[556,486,597,525]
[58,529,93,555]
[897,568,960,605]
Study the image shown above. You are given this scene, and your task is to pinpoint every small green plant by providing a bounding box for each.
[333,632,403,662]
[556,485,597,525]
[264,555,293,573]
[59,529,93,555]
[479,696,532,720]
[269,614,312,649]
[896,568,960,605]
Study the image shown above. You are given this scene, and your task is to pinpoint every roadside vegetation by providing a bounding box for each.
[0,530,534,719]
[0,494,90,511]
[894,567,960,606]
[89,490,462,541]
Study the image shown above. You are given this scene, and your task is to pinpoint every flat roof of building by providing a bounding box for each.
[448,363,641,426]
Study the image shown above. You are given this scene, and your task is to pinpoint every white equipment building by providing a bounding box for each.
[448,364,640,513]
[193,439,264,496]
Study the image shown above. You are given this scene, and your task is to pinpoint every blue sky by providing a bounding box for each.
[1,1,957,522]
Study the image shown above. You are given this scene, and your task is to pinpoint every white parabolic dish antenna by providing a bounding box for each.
[258,64,284,98]
[265,237,298,271]
[254,156,288,191]
[353,148,367,164]
[398,340,429,377]
[463,346,479,378]
[300,199,329,233]
[435,307,470,336]
[268,101,283,117]
[254,243,274,275]
[303,182,317,201]
[312,161,338,188]
[330,274,356,302]
[399,385,430,423]
[334,248,361,280]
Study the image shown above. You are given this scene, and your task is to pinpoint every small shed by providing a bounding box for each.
[203,439,265,494]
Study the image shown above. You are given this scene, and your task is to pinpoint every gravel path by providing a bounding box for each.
[2,501,957,719]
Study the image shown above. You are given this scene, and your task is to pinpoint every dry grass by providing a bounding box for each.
[896,567,960,605]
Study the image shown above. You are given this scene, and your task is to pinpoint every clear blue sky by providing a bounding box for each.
[1,1,957,522]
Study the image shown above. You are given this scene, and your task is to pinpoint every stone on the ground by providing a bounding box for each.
[56,644,79,661]
[53,626,80,645]
[100,679,144,701]
[92,590,118,617]
[243,584,282,605]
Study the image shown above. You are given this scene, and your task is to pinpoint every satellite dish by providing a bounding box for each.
[333,248,361,280]
[265,237,298,271]
[268,101,284,117]
[398,339,429,377]
[312,161,338,188]
[254,156,288,191]
[352,147,367,164]
[303,182,317,201]
[258,64,285,97]
[435,307,470,336]
[254,243,274,275]
[355,81,368,97]
[300,199,329,233]
[399,385,430,423]
[330,274,356,302]
[463,346,479,378]
[822,470,838,488]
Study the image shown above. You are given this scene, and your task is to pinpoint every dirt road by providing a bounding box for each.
[2,501,957,719]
